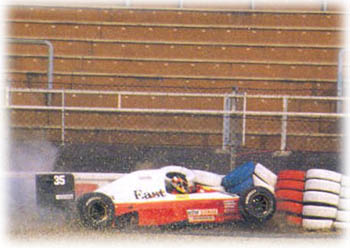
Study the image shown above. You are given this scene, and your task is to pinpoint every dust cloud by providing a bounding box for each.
[9,140,57,172]
[6,140,63,233]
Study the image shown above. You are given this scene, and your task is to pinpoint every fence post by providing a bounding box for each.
[280,97,288,151]
[337,49,345,113]
[229,88,240,171]
[222,90,239,170]
[251,0,255,9]
[179,0,184,8]
[7,39,54,105]
[222,95,232,151]
[118,93,122,109]
[61,90,65,146]
[5,87,10,108]
[242,92,247,146]
[321,0,328,11]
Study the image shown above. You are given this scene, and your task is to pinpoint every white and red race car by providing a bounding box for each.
[36,165,276,229]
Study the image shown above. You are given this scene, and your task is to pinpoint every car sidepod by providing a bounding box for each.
[112,192,241,226]
[183,193,241,224]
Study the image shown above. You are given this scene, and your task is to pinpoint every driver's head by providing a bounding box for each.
[171,176,188,194]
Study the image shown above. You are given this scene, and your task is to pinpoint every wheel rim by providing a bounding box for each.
[250,194,270,217]
[88,201,108,223]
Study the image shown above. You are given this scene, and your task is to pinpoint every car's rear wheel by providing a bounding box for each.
[77,192,115,229]
[239,186,276,225]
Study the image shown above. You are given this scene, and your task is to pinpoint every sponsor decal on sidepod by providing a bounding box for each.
[187,208,219,223]
[134,189,166,200]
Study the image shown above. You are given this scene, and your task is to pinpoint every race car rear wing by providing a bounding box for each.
[36,173,75,208]
[36,172,125,209]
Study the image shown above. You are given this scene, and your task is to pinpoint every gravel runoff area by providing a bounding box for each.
[5,206,346,248]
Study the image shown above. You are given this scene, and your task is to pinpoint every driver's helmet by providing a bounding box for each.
[171,176,188,194]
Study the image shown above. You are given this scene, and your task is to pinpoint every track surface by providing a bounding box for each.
[7,211,344,248]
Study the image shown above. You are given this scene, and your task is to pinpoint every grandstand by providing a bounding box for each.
[6,2,345,172]
[8,6,343,95]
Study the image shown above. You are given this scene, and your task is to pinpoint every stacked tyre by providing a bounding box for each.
[275,170,306,226]
[334,175,350,229]
[302,169,341,230]
[252,163,277,193]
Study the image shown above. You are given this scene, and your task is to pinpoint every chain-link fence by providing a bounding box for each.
[7,88,345,174]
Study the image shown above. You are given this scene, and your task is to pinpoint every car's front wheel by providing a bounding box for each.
[77,192,115,229]
[238,186,276,225]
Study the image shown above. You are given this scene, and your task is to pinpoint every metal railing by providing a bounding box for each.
[111,0,332,11]
[6,88,346,153]
[7,38,54,105]
[229,93,345,150]
[12,0,332,11]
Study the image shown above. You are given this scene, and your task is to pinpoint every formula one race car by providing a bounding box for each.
[36,165,276,229]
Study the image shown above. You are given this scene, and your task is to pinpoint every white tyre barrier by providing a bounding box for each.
[334,221,350,229]
[302,205,337,219]
[302,218,333,230]
[303,191,339,207]
[192,170,224,187]
[336,210,350,222]
[254,163,277,187]
[338,198,350,211]
[340,187,350,198]
[252,174,275,194]
[341,175,350,187]
[304,179,341,195]
[306,169,342,183]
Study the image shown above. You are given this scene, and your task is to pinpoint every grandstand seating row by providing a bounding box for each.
[10,6,342,27]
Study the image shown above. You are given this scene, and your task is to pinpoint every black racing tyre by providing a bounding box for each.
[239,186,276,225]
[77,192,115,229]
